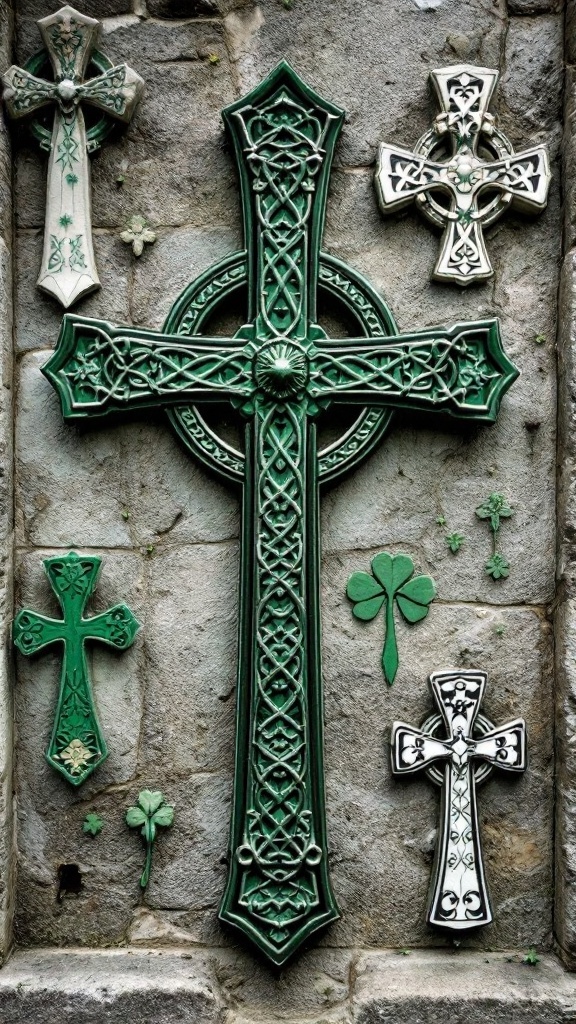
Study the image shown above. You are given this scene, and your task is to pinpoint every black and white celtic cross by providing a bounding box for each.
[375,64,551,285]
[391,669,527,929]
[2,5,143,307]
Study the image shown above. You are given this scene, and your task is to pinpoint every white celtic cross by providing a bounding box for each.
[391,669,526,929]
[375,64,551,285]
[2,5,144,308]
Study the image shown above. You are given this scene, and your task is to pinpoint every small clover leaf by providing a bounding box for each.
[475,493,513,534]
[485,554,510,580]
[126,789,174,889]
[346,552,437,686]
[445,532,464,554]
[82,812,103,836]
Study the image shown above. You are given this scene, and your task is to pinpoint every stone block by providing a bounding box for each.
[15,351,239,549]
[500,14,564,147]
[353,951,573,1023]
[507,0,563,12]
[226,0,505,167]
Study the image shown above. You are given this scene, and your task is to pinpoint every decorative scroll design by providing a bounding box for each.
[375,64,551,284]
[13,552,140,787]
[391,669,526,929]
[1,5,144,307]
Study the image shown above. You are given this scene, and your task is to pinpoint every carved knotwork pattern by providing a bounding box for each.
[240,87,325,340]
[237,402,321,944]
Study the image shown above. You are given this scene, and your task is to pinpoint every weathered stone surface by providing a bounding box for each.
[507,0,563,12]
[15,0,134,63]
[500,14,564,148]
[226,0,504,167]
[353,951,575,1023]
[565,71,576,253]
[0,0,14,968]
[15,351,239,549]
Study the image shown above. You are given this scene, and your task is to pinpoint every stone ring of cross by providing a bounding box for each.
[21,48,116,152]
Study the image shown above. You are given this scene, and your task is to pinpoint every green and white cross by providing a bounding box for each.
[42,63,519,964]
[2,5,143,308]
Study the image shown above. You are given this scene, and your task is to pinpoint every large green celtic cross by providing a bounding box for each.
[43,63,518,965]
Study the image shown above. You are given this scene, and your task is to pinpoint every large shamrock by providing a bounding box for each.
[346,552,436,685]
[126,789,175,889]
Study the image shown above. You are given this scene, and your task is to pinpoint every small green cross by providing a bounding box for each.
[13,551,140,786]
[42,63,518,964]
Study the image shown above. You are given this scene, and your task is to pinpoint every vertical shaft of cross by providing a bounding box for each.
[36,8,99,306]
[217,66,343,963]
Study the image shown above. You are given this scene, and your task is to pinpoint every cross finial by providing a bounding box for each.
[2,5,144,307]
[375,64,551,285]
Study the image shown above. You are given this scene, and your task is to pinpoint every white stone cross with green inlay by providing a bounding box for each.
[42,63,519,965]
[2,5,143,308]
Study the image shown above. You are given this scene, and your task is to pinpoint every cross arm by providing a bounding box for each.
[474,718,526,772]
[391,722,450,775]
[78,64,144,122]
[483,148,550,213]
[80,604,140,648]
[375,143,449,210]
[13,609,65,656]
[311,320,519,422]
[2,66,57,118]
[42,314,253,419]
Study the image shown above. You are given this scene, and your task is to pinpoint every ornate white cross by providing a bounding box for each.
[375,64,551,285]
[2,5,144,308]
[391,669,526,929]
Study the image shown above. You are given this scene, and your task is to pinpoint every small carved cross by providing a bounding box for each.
[2,5,143,308]
[13,551,140,786]
[375,64,551,285]
[391,669,526,929]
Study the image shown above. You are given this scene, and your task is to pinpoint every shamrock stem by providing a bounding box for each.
[140,840,153,889]
[382,597,399,686]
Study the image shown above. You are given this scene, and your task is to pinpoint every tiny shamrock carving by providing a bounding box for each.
[476,492,513,581]
[120,215,156,257]
[484,553,510,580]
[445,532,465,554]
[82,812,103,836]
[126,789,174,889]
[346,552,436,686]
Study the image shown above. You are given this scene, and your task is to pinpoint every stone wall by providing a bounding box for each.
[0,0,574,1018]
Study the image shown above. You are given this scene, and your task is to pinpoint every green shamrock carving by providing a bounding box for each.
[126,789,175,889]
[346,552,436,686]
[475,492,514,581]
[82,812,103,836]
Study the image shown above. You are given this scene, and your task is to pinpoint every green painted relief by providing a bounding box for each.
[476,492,514,580]
[126,790,175,890]
[347,553,437,685]
[13,552,140,787]
[44,64,519,963]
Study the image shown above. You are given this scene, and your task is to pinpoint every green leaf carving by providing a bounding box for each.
[346,552,437,686]
[82,812,103,836]
[396,575,436,623]
[126,788,175,889]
